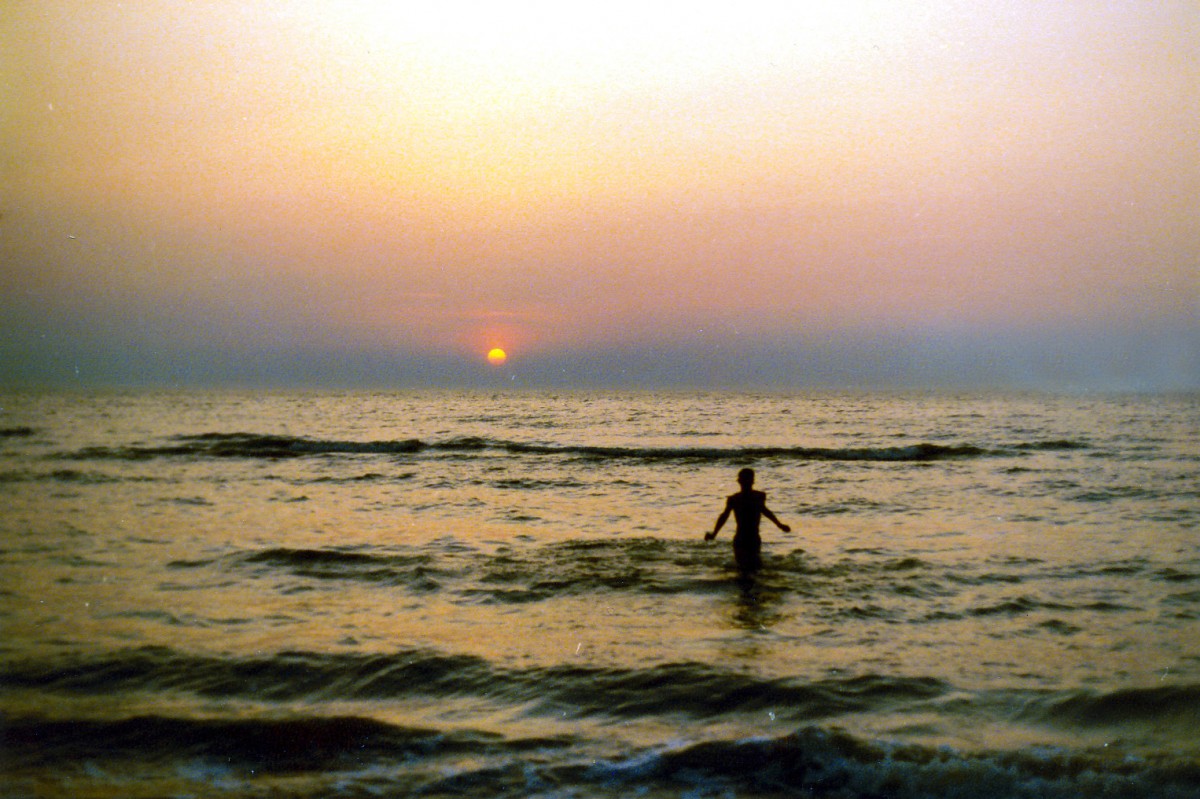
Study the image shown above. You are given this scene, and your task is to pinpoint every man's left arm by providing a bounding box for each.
[763,506,790,533]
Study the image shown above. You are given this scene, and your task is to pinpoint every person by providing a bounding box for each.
[706,468,790,573]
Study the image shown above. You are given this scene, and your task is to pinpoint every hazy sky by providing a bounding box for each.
[3,1,1197,389]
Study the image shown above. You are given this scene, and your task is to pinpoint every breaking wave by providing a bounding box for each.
[6,717,1197,797]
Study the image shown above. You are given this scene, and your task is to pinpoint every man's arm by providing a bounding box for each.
[763,506,791,533]
[706,499,733,541]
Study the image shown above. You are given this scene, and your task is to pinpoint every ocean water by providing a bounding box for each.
[1,389,1198,798]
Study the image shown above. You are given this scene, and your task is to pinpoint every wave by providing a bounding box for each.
[579,726,1200,799]
[4,713,1196,799]
[6,642,1198,797]
[72,433,426,461]
[0,468,137,485]
[1019,684,1200,730]
[0,646,949,723]
[230,547,446,592]
[0,712,569,774]
[170,546,456,592]
[65,431,1087,464]
[17,646,1198,737]
[0,426,35,438]
[169,540,734,601]
[162,542,1183,625]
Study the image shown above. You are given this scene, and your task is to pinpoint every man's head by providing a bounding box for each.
[737,467,755,488]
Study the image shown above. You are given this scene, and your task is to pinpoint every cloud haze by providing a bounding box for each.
[2,1,1197,390]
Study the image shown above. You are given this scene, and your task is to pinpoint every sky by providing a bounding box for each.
[2,1,1197,390]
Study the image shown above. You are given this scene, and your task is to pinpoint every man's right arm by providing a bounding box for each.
[706,498,732,541]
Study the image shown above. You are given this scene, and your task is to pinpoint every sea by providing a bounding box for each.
[1,389,1198,798]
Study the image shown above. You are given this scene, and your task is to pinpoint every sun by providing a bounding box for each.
[486,347,508,366]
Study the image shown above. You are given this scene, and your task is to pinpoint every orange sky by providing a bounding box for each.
[2,1,1197,388]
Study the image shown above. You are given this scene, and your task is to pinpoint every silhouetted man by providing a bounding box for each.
[706,468,790,573]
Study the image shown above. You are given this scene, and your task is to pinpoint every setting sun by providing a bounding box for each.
[486,348,508,366]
